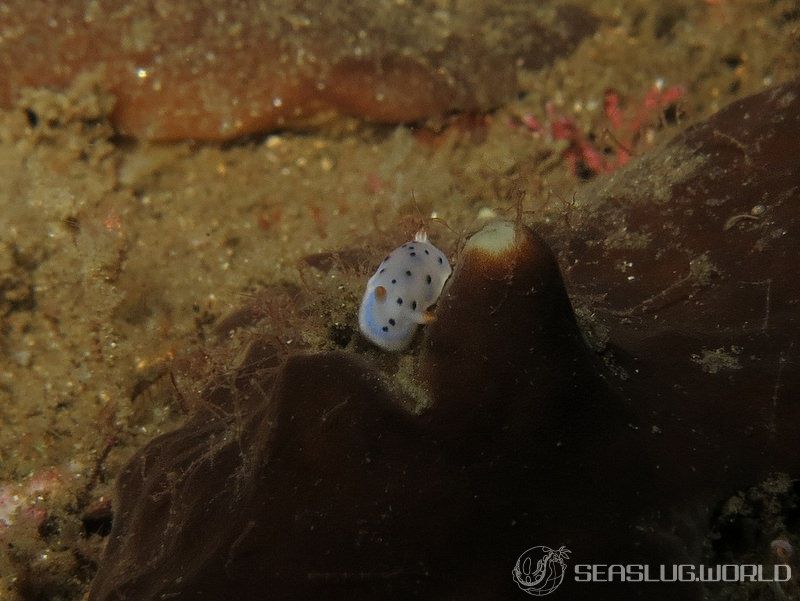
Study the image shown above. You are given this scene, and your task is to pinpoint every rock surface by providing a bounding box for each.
[88,79,800,600]
[0,0,598,140]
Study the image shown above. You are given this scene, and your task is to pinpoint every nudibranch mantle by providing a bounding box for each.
[359,231,452,351]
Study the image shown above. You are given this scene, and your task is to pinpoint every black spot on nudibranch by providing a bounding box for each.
[438,257,443,264]
[405,270,412,276]
[426,275,432,284]
[424,249,429,255]
[412,301,417,310]
[382,326,389,332]
[410,252,416,257]
[397,298,403,305]
[391,279,397,284]
[379,268,385,274]
[389,318,396,326]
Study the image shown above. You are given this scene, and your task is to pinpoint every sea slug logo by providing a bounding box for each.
[512,545,572,596]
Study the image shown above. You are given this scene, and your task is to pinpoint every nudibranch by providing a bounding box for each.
[359,231,452,351]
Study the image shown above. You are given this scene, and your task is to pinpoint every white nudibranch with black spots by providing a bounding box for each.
[359,230,452,351]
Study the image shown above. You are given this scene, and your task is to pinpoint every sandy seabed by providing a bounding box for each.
[0,1,798,599]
